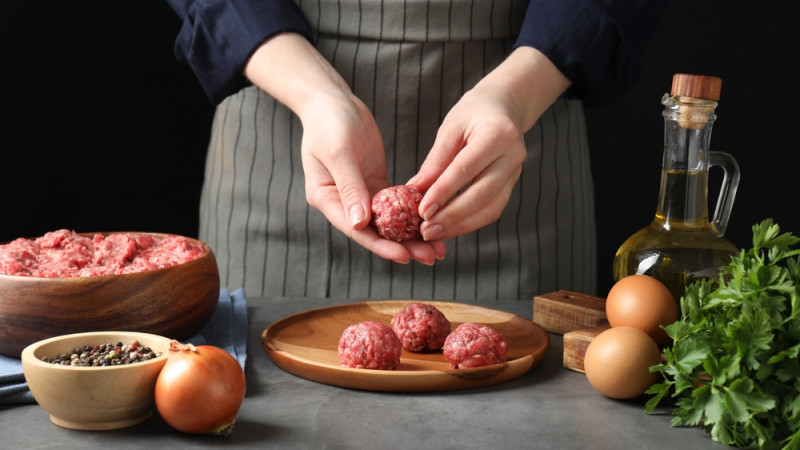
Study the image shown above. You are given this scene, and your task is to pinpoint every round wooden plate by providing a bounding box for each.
[262,300,550,392]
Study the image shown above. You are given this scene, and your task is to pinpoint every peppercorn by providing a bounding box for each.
[40,340,163,367]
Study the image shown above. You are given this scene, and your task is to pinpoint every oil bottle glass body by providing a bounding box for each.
[612,94,739,302]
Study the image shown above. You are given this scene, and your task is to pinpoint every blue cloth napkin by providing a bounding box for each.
[0,287,248,405]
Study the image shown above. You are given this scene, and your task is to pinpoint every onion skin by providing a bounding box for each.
[155,341,246,436]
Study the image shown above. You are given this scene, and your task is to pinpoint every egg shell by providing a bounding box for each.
[583,326,661,399]
[605,275,677,344]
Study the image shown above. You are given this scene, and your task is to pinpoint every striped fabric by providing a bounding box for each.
[198,0,597,302]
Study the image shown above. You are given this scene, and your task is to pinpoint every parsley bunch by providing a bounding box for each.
[646,219,800,449]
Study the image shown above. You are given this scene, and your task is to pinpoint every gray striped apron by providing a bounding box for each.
[198,0,598,301]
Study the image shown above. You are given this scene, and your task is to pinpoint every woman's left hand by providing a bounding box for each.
[408,46,572,241]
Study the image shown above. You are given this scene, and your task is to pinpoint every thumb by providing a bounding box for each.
[409,126,463,191]
[331,166,373,230]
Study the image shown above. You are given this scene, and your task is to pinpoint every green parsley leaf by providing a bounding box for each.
[647,219,800,449]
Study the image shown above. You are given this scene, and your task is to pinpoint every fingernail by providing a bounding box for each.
[349,204,364,227]
[422,203,439,221]
[422,224,445,241]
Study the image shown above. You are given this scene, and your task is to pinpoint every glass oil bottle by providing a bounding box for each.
[612,73,740,303]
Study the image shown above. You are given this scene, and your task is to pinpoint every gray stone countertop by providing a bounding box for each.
[1,296,718,449]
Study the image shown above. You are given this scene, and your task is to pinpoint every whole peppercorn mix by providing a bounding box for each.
[40,340,163,367]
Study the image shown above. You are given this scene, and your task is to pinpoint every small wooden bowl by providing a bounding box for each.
[21,331,171,430]
[0,233,220,357]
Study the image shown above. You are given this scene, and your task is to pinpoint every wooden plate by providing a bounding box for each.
[262,300,550,392]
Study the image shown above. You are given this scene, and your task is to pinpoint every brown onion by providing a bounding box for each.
[154,340,246,436]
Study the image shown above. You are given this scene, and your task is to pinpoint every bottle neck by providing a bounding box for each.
[654,95,717,230]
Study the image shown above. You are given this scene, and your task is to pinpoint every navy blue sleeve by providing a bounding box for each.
[166,0,313,104]
[514,0,669,106]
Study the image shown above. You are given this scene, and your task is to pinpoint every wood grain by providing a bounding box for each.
[562,324,612,373]
[262,300,550,392]
[0,233,220,357]
[532,290,608,335]
[671,73,722,101]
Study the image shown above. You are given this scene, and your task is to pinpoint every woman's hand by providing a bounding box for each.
[408,46,572,241]
[298,89,446,264]
[245,33,446,264]
[409,85,528,241]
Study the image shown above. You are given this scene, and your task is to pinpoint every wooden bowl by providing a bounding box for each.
[21,331,171,430]
[0,233,220,357]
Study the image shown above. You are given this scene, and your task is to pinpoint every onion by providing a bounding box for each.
[155,340,246,436]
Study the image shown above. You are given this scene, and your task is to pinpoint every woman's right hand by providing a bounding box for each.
[244,33,446,265]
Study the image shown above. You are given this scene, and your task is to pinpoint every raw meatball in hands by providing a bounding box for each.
[371,185,424,242]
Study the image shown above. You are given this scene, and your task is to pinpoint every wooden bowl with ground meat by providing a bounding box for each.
[0,230,220,357]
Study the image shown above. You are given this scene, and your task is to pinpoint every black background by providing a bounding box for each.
[2,1,798,297]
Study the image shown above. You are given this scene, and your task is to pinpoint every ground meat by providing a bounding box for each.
[391,302,451,352]
[442,323,509,369]
[0,229,206,277]
[371,185,423,242]
[337,321,403,370]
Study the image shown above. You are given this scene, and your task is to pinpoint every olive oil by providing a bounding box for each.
[613,74,740,304]
[613,170,739,300]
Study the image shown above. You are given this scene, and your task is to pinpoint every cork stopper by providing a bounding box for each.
[671,73,722,101]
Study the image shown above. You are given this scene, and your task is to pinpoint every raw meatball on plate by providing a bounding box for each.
[443,323,508,369]
[391,302,451,352]
[337,321,403,370]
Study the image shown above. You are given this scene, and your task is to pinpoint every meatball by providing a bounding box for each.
[391,302,451,352]
[337,321,403,370]
[371,185,423,242]
[443,323,509,369]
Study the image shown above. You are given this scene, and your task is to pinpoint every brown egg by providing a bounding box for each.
[583,326,662,399]
[605,275,677,344]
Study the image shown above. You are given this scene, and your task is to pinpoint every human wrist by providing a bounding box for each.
[476,46,572,131]
[244,32,352,116]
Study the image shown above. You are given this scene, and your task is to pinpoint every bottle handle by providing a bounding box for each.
[709,151,740,236]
